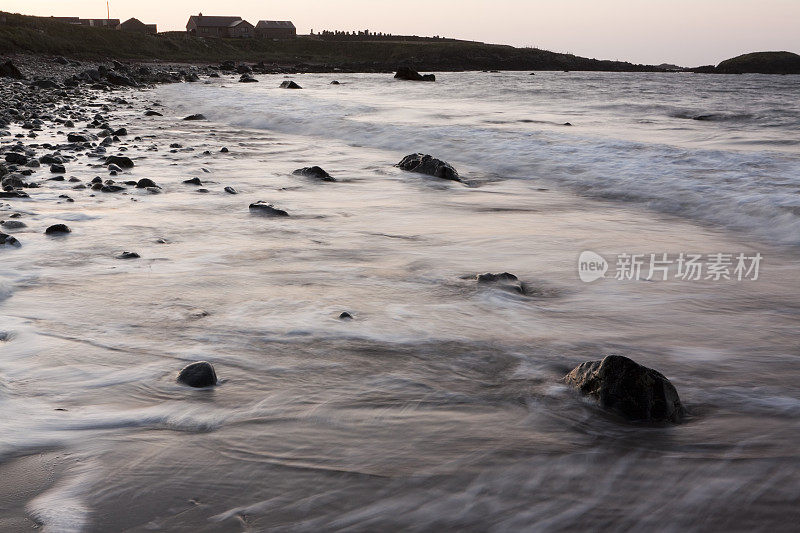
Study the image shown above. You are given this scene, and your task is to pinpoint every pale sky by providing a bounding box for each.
[4,0,800,66]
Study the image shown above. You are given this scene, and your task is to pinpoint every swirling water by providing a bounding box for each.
[1,72,799,531]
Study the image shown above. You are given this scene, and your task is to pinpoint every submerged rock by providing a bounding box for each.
[249,201,289,217]
[0,233,21,248]
[45,224,71,235]
[564,355,685,424]
[183,114,206,121]
[144,110,163,117]
[239,74,258,83]
[223,186,237,194]
[116,251,140,259]
[339,312,353,320]
[476,272,526,294]
[396,153,460,181]
[292,166,335,181]
[177,361,217,388]
[183,177,202,185]
[394,67,435,82]
[279,80,302,89]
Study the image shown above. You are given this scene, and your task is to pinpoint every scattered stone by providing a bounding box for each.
[249,201,289,217]
[116,251,140,259]
[0,190,30,199]
[279,80,302,89]
[330,80,340,85]
[396,153,460,181]
[564,355,685,424]
[0,220,26,229]
[177,361,217,388]
[101,185,125,193]
[339,312,353,320]
[293,166,335,182]
[50,163,66,173]
[394,67,436,82]
[183,114,206,121]
[220,147,228,153]
[5,153,27,165]
[145,110,163,117]
[239,74,258,83]
[67,133,91,143]
[183,177,202,185]
[45,224,71,235]
[223,186,237,194]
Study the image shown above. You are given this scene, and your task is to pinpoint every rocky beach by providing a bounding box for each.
[1,53,800,531]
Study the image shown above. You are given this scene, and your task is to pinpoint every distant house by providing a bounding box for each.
[80,18,120,28]
[186,14,253,38]
[117,17,157,35]
[255,20,296,39]
[51,17,82,25]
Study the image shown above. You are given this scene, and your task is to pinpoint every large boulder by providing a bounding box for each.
[177,361,217,388]
[0,60,25,79]
[396,153,460,181]
[394,67,435,82]
[564,355,685,423]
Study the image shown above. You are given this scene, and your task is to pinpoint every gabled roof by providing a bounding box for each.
[187,15,242,28]
[256,20,295,29]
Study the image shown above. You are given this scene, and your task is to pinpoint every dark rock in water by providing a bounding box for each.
[136,178,158,189]
[292,166,335,181]
[107,164,122,173]
[184,72,200,82]
[116,251,140,259]
[183,177,202,185]
[145,110,163,117]
[45,224,71,235]
[279,80,302,89]
[0,233,21,247]
[224,186,237,194]
[1,220,26,229]
[5,153,27,165]
[106,72,136,87]
[564,355,685,424]
[197,188,209,193]
[239,74,258,83]
[1,174,24,189]
[177,361,217,388]
[101,185,125,193]
[183,114,206,121]
[48,176,65,181]
[114,128,127,136]
[394,67,435,82]
[104,155,134,169]
[396,153,460,181]
[50,164,66,173]
[249,201,289,217]
[0,190,30,199]
[339,312,353,320]
[330,80,340,85]
[476,272,525,294]
[0,60,25,79]
[563,122,572,126]
[220,147,229,153]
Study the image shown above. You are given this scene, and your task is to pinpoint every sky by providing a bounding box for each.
[4,1,800,66]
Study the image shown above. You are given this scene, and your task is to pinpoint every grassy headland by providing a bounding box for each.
[0,11,660,71]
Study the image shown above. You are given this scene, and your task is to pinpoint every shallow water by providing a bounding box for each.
[1,72,799,531]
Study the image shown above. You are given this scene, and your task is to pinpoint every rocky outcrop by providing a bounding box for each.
[396,153,460,181]
[394,67,435,82]
[177,361,217,388]
[715,51,800,74]
[564,355,685,423]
